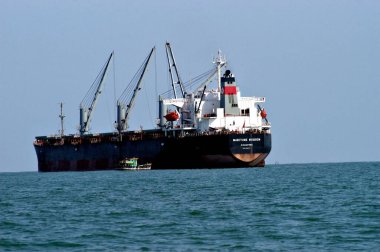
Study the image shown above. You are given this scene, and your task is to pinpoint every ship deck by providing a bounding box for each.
[34,128,270,146]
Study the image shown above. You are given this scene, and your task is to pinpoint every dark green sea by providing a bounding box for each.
[1,162,379,251]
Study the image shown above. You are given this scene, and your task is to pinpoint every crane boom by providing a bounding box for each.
[116,47,155,132]
[79,52,113,135]
[165,42,186,98]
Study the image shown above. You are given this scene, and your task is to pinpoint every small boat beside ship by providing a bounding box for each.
[34,43,272,172]
[116,158,151,171]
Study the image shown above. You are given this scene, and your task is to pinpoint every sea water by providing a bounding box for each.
[1,162,379,251]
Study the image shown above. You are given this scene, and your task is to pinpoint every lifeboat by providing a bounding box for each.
[260,109,267,119]
[164,111,180,121]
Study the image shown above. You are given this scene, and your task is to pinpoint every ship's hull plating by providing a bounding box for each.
[34,132,271,172]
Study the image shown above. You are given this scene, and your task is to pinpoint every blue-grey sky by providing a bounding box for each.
[1,0,379,172]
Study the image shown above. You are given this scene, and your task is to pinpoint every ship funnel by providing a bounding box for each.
[220,70,240,116]
[224,70,231,77]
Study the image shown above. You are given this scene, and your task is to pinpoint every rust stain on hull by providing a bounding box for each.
[232,153,268,167]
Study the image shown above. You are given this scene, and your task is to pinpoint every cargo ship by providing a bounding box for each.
[34,43,271,172]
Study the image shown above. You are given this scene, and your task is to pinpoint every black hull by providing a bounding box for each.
[34,132,271,172]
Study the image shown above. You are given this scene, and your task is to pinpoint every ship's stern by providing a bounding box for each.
[229,132,271,167]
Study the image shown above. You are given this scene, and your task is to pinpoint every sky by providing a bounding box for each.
[0,0,379,172]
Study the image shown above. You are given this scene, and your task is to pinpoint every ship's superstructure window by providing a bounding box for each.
[240,108,250,115]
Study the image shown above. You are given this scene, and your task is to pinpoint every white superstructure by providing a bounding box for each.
[158,52,270,133]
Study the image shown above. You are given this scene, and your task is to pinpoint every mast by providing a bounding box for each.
[213,50,226,92]
[165,42,186,98]
[59,102,65,137]
[79,52,114,135]
[116,47,155,132]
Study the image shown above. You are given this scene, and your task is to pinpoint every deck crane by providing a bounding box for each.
[165,42,186,99]
[79,52,113,135]
[116,47,155,132]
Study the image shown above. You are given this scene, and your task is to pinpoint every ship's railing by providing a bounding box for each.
[34,127,271,146]
[177,128,270,138]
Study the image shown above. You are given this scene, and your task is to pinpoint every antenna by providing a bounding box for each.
[59,102,65,137]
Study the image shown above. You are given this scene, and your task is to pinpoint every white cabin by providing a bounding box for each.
[158,53,270,133]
